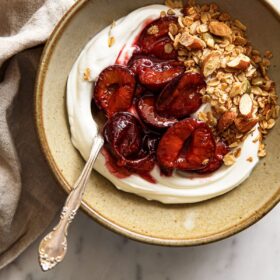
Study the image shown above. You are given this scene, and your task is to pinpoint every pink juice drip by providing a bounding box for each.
[102,147,157,184]
[115,18,154,65]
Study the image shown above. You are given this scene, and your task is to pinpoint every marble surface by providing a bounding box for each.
[1,0,279,279]
[0,204,279,280]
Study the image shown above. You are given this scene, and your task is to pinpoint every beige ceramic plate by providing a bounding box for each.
[35,0,280,246]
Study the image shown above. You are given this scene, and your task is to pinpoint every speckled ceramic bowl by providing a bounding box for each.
[35,0,280,246]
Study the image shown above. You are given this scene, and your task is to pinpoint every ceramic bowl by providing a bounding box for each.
[35,0,280,245]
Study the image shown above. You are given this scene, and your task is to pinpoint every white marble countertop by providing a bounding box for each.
[0,204,279,280]
[1,0,279,279]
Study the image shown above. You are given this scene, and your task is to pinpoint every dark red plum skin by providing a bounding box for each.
[156,73,206,119]
[96,16,228,179]
[94,65,136,117]
[136,96,178,129]
[103,112,142,158]
[103,112,155,174]
[137,16,178,60]
[176,126,216,171]
[157,118,217,172]
[197,141,229,174]
[129,56,185,90]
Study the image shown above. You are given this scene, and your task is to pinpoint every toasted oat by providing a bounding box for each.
[219,12,231,21]
[247,156,253,162]
[234,36,247,46]
[164,43,174,54]
[264,50,273,59]
[108,36,115,47]
[167,8,176,15]
[197,24,209,33]
[108,21,116,47]
[234,147,242,158]
[234,19,247,31]
[182,16,194,27]
[189,21,200,34]
[252,77,264,86]
[169,23,179,35]
[267,119,276,129]
[160,10,167,17]
[170,1,278,162]
[83,68,91,81]
[147,25,159,35]
[223,153,236,166]
[202,159,210,165]
[258,143,267,157]
[201,33,215,48]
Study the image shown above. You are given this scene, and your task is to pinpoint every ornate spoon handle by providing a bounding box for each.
[38,135,104,271]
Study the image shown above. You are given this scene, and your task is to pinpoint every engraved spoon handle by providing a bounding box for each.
[39,135,104,271]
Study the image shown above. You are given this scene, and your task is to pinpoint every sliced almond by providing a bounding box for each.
[201,51,221,77]
[209,21,232,37]
[234,117,258,133]
[217,111,237,132]
[202,33,215,48]
[179,33,206,50]
[239,94,253,116]
[227,54,251,71]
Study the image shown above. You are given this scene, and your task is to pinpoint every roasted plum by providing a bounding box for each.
[93,16,229,180]
[198,141,229,174]
[143,134,161,154]
[129,56,185,90]
[121,154,155,173]
[134,83,146,97]
[103,112,142,158]
[136,96,177,129]
[137,16,178,59]
[157,118,216,171]
[94,65,136,117]
[102,148,131,179]
[103,112,155,174]
[156,73,206,118]
[146,37,177,60]
[157,118,199,169]
[176,126,216,171]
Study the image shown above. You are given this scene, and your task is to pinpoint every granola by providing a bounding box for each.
[165,0,278,163]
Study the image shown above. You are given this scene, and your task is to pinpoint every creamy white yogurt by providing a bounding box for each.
[67,5,259,204]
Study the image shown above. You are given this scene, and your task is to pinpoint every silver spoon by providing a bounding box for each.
[38,134,104,271]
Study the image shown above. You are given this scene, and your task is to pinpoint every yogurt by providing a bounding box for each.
[67,5,259,204]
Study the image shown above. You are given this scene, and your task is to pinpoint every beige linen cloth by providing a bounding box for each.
[0,0,75,269]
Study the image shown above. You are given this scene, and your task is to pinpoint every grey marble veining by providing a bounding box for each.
[1,0,280,279]
[0,204,279,280]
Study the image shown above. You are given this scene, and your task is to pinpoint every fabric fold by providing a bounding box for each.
[0,0,75,269]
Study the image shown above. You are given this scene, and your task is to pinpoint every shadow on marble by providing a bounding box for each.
[0,205,279,280]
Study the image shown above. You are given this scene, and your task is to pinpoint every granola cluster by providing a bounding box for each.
[165,0,279,165]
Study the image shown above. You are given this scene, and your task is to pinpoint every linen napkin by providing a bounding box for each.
[0,0,75,269]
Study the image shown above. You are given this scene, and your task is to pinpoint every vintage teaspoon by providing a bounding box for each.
[38,134,104,271]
